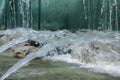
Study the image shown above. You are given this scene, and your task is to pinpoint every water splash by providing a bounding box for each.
[0,36,28,54]
[0,28,120,80]
[0,36,75,80]
[0,28,38,54]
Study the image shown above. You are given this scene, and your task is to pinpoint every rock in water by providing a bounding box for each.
[9,40,44,58]
[9,41,38,58]
[0,34,5,38]
[0,34,18,46]
[13,46,37,58]
[27,39,41,47]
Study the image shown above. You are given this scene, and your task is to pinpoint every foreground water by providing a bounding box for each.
[0,52,120,80]
[0,28,120,80]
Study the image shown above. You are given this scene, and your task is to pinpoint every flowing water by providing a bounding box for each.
[0,28,120,80]
[0,0,120,79]
[19,0,32,28]
[0,28,38,54]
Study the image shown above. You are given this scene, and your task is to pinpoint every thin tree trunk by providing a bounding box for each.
[38,0,41,30]
[5,0,8,29]
[29,0,32,28]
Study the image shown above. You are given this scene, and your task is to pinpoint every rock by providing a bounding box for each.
[0,34,43,58]
[13,46,37,58]
[9,41,37,58]
[10,40,42,58]
[27,39,40,47]
[107,43,120,53]
[0,34,18,46]
[0,34,5,38]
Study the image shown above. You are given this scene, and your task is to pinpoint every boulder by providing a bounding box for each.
[13,46,37,58]
[0,34,18,46]
[27,39,40,47]
[10,40,41,58]
[0,34,43,58]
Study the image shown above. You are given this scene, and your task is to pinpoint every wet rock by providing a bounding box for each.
[27,39,40,47]
[71,45,97,64]
[13,46,37,58]
[0,34,5,38]
[47,44,71,56]
[70,41,120,64]
[107,43,120,53]
[10,40,42,58]
[0,34,18,46]
[89,41,100,53]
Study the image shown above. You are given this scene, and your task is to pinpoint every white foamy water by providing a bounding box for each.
[0,34,75,80]
[0,28,120,80]
[43,30,120,77]
[0,28,38,55]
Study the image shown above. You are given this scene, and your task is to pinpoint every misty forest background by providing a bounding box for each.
[0,0,120,31]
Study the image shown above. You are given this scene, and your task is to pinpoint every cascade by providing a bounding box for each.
[3,0,32,28]
[0,0,119,31]
[19,0,32,28]
[82,0,119,31]
[8,0,16,28]
[99,0,119,31]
